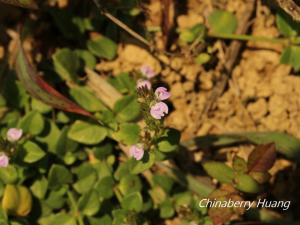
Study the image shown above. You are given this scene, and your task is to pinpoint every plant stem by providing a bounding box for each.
[67,191,84,225]
[208,32,293,46]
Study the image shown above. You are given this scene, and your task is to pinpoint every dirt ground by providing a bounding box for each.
[97,0,300,143]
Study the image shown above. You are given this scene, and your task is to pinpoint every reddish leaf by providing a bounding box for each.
[247,143,277,173]
[14,37,98,121]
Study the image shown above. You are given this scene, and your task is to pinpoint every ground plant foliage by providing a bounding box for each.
[0,0,300,225]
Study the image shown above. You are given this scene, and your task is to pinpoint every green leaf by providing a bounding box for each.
[153,175,174,193]
[0,166,18,184]
[36,120,61,153]
[39,213,77,225]
[114,95,140,122]
[157,128,181,153]
[195,53,210,65]
[22,141,46,163]
[73,163,97,194]
[276,11,300,37]
[69,86,105,112]
[118,174,142,195]
[232,156,247,173]
[179,30,196,43]
[78,190,101,216]
[95,176,115,199]
[121,192,143,212]
[87,37,117,60]
[115,160,133,180]
[48,165,73,190]
[186,175,215,198]
[93,161,113,180]
[131,151,155,174]
[112,209,132,225]
[72,17,94,33]
[88,215,112,225]
[203,161,234,184]
[108,73,136,94]
[31,98,52,114]
[174,192,192,207]
[30,176,48,199]
[208,10,237,34]
[112,123,140,145]
[45,187,67,209]
[53,48,80,81]
[179,24,205,43]
[55,126,78,157]
[19,111,44,135]
[160,200,175,219]
[68,120,107,145]
[235,174,261,194]
[280,46,300,71]
[93,143,113,160]
[75,50,97,69]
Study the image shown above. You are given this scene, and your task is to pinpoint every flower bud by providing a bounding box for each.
[7,128,23,143]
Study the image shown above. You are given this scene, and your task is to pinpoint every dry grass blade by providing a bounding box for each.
[85,68,123,110]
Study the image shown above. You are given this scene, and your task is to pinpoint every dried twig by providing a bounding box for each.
[91,0,151,48]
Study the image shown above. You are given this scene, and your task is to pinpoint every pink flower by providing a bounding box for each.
[150,102,169,119]
[7,128,23,143]
[129,145,144,160]
[0,153,9,168]
[137,79,151,90]
[140,65,156,79]
[155,87,170,100]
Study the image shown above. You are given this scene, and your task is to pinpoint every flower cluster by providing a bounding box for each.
[0,128,23,168]
[129,65,171,160]
[150,87,170,119]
